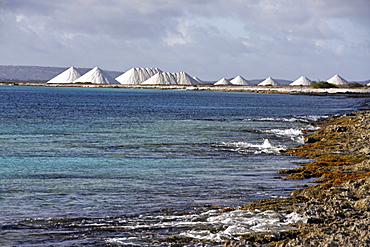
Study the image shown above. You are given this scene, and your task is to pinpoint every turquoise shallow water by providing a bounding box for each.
[0,85,365,245]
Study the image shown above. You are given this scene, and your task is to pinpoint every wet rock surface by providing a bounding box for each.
[224,110,370,247]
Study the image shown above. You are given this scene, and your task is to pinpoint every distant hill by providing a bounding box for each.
[359,80,370,85]
[0,65,123,82]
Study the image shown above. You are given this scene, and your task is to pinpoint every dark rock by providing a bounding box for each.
[305,136,320,143]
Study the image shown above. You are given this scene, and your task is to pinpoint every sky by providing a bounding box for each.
[1,0,369,81]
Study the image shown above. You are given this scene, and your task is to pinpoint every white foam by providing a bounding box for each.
[180,209,307,242]
[244,117,298,122]
[104,209,307,244]
[106,237,138,245]
[243,115,328,123]
[265,128,304,143]
[220,139,286,154]
[260,117,298,122]
[261,139,273,148]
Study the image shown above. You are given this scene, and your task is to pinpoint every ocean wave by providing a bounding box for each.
[185,115,328,123]
[180,209,307,242]
[105,209,307,245]
[264,128,304,143]
[179,209,306,242]
[243,115,328,123]
[245,117,300,122]
[216,139,286,155]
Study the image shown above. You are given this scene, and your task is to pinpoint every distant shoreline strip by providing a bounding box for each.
[2,82,370,96]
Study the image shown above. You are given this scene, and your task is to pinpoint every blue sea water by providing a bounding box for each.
[0,85,366,246]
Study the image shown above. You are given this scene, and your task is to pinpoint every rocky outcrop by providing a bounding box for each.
[277,177,370,247]
[225,110,370,247]
[289,111,369,191]
[277,111,370,246]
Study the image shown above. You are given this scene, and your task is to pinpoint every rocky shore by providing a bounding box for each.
[225,110,370,247]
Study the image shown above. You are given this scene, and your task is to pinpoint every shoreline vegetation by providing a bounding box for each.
[3,82,370,246]
[1,81,370,97]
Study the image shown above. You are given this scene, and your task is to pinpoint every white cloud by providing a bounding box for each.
[15,14,24,22]
[0,0,369,80]
[163,22,194,46]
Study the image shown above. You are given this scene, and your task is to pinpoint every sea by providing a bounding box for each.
[0,85,367,246]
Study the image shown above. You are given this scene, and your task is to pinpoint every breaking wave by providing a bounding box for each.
[179,209,307,242]
[216,139,286,155]
[105,209,307,245]
[243,115,327,123]
[264,128,304,143]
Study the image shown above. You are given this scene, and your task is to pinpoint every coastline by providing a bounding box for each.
[226,109,370,247]
[2,82,370,97]
[2,82,370,246]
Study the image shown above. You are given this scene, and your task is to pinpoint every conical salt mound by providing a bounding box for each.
[214,78,232,85]
[193,77,203,84]
[73,67,119,84]
[173,72,199,85]
[116,68,162,84]
[290,76,312,86]
[327,74,349,85]
[258,77,278,86]
[230,75,250,85]
[47,67,81,84]
[141,72,177,85]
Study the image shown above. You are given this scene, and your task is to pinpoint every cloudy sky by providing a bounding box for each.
[1,0,369,81]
